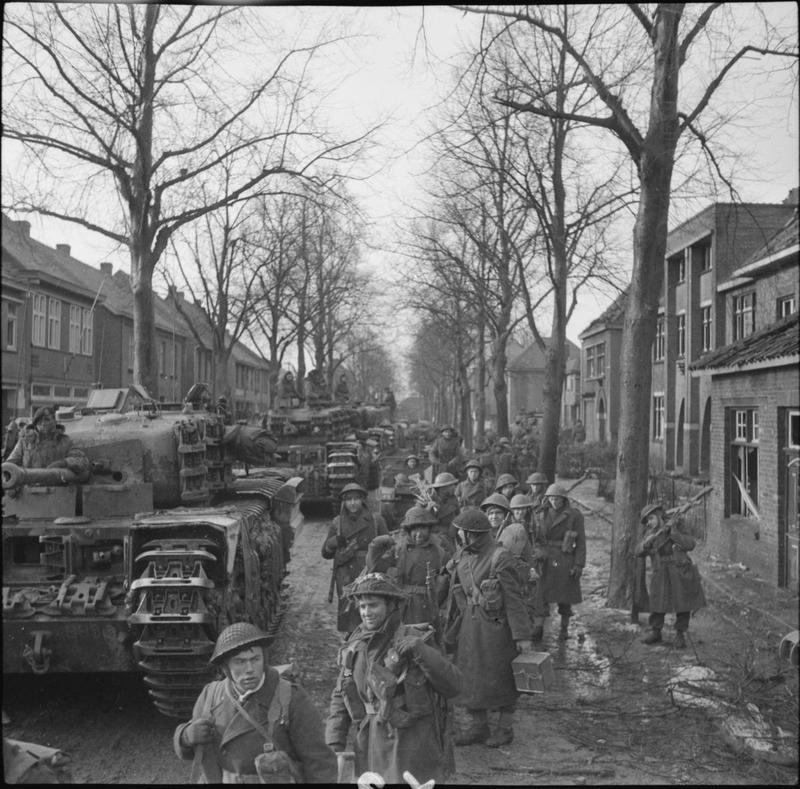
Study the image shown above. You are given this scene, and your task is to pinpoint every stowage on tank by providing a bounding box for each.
[1,384,303,719]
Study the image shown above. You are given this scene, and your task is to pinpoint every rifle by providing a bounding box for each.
[408,473,437,512]
[328,503,343,603]
[666,485,713,518]
[425,560,439,638]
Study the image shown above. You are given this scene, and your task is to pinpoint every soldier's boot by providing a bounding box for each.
[641,627,662,645]
[486,708,515,748]
[454,710,490,747]
[674,631,687,649]
[558,615,570,641]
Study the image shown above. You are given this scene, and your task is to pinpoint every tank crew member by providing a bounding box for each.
[174,623,336,783]
[494,472,519,501]
[531,484,586,641]
[637,503,706,649]
[427,472,460,557]
[325,573,462,784]
[365,506,449,626]
[428,425,465,479]
[403,453,421,475]
[455,459,489,509]
[443,509,532,748]
[322,483,389,633]
[335,373,351,404]
[280,371,302,408]
[6,406,90,481]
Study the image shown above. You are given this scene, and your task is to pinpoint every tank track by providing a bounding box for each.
[128,538,219,718]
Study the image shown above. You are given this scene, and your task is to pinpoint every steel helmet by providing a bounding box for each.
[345,572,407,600]
[340,482,368,499]
[510,493,534,509]
[545,483,568,499]
[400,506,438,530]
[526,472,548,485]
[453,508,492,533]
[495,473,518,491]
[210,622,270,665]
[464,458,483,472]
[440,425,455,434]
[480,492,511,512]
[640,502,665,523]
[431,472,458,488]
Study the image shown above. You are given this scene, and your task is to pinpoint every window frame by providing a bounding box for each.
[32,293,47,347]
[47,297,61,350]
[81,308,93,355]
[777,294,796,319]
[6,302,18,351]
[700,305,712,352]
[677,312,686,357]
[732,292,756,341]
[69,304,82,353]
[653,314,665,361]
[728,407,759,517]
[653,394,665,441]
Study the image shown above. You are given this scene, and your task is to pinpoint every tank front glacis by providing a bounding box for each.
[263,404,358,501]
[2,394,300,718]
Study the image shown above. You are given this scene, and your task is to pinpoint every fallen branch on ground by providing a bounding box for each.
[490,764,615,777]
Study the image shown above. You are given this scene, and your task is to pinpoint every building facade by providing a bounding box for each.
[578,289,627,444]
[691,210,799,589]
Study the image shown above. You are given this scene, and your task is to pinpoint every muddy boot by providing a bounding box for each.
[485,728,514,748]
[558,615,570,641]
[674,631,687,649]
[454,711,489,746]
[641,628,662,645]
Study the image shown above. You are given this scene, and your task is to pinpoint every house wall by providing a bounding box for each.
[707,365,799,585]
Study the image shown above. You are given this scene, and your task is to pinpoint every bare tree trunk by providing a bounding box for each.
[608,7,680,608]
[475,322,487,446]
[131,255,159,398]
[492,337,509,438]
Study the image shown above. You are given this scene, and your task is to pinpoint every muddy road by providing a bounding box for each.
[3,494,797,784]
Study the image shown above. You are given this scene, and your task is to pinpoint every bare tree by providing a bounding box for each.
[2,3,371,395]
[456,2,797,607]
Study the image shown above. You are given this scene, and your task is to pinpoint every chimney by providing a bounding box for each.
[783,186,799,206]
[100,262,113,275]
[167,284,184,302]
[15,220,31,237]
[56,243,71,257]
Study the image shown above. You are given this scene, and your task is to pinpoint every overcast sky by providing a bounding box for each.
[10,4,799,350]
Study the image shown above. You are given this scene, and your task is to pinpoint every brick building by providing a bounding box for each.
[691,210,799,588]
[578,289,628,444]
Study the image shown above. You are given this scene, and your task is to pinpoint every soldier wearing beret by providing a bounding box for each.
[6,406,89,481]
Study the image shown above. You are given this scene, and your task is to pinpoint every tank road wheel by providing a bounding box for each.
[128,539,220,718]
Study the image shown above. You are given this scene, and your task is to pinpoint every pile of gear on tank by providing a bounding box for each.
[2,409,707,785]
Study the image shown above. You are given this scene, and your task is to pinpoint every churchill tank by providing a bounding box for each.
[1,385,303,718]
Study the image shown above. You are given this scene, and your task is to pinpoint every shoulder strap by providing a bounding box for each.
[489,545,505,579]
[267,677,293,735]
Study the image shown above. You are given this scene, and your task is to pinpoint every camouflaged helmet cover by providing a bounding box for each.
[480,492,511,512]
[400,505,437,529]
[210,622,270,665]
[453,508,492,533]
[346,572,408,600]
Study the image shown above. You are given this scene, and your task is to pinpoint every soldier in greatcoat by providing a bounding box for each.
[531,483,586,641]
[322,483,389,633]
[454,459,489,509]
[174,623,336,783]
[443,509,532,748]
[427,472,460,557]
[365,506,449,626]
[326,573,462,784]
[636,503,707,649]
[428,426,465,478]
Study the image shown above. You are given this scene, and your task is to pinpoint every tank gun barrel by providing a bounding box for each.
[2,462,80,489]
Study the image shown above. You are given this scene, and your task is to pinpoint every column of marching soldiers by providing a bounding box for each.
[174,422,586,784]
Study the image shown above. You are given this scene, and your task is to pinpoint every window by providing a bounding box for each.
[701,305,712,351]
[729,407,759,516]
[81,308,93,355]
[677,313,686,357]
[69,305,82,353]
[73,386,89,399]
[32,293,46,347]
[159,341,166,376]
[653,315,665,361]
[585,342,606,378]
[790,411,800,448]
[778,295,796,318]
[54,385,71,398]
[698,245,712,272]
[732,292,756,340]
[653,394,665,440]
[195,346,212,382]
[32,383,51,397]
[6,303,18,350]
[677,256,686,282]
[47,297,61,349]
[128,332,135,372]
